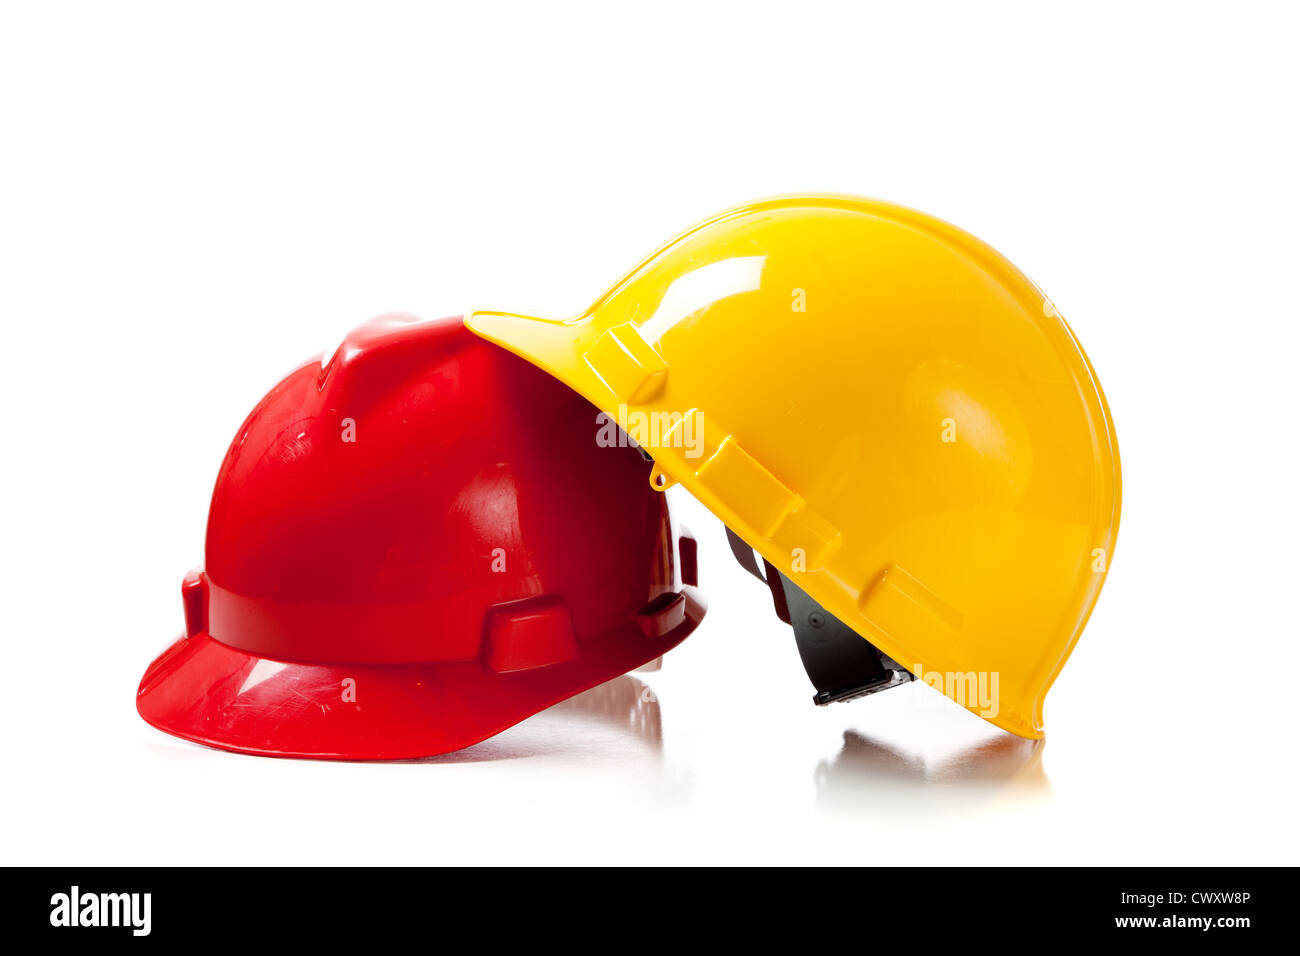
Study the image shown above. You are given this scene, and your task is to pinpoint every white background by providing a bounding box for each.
[2,1,1297,865]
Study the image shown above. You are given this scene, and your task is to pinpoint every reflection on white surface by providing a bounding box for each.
[418,674,664,763]
[417,665,1048,822]
[815,730,1050,816]
[635,256,766,346]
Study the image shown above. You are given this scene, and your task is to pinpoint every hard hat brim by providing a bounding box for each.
[136,586,704,760]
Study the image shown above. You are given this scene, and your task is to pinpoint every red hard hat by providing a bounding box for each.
[136,314,705,759]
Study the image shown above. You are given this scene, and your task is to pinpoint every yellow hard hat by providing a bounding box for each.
[467,195,1120,738]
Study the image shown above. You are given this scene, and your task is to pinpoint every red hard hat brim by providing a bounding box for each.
[136,587,704,760]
